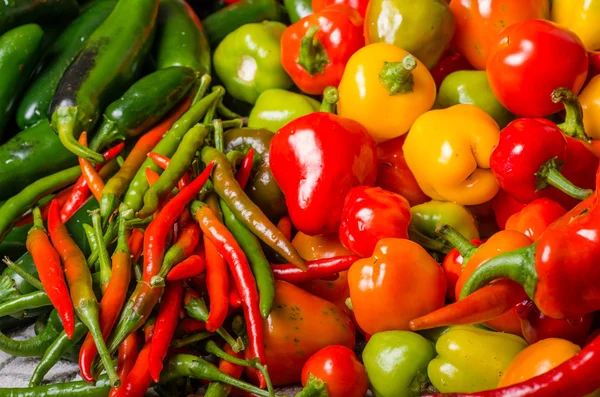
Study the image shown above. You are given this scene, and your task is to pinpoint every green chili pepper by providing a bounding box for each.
[0,24,44,139]
[185,296,244,352]
[0,376,110,397]
[138,124,209,218]
[123,89,222,213]
[284,0,313,23]
[202,0,287,46]
[49,0,159,163]
[16,0,118,129]
[0,310,62,357]
[29,320,88,386]
[248,89,320,132]
[220,199,275,319]
[0,291,51,318]
[438,71,514,129]
[201,146,304,270]
[156,0,211,75]
[0,0,78,35]
[214,22,292,105]
[410,200,480,242]
[0,165,81,243]
[89,66,197,152]
[91,210,111,291]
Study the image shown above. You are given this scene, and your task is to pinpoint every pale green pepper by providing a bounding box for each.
[248,89,320,132]
[410,200,479,241]
[428,325,528,393]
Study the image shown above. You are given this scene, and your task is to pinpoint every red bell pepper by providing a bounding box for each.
[491,189,526,230]
[505,198,566,242]
[338,186,411,257]
[270,111,377,236]
[486,19,588,118]
[280,4,364,95]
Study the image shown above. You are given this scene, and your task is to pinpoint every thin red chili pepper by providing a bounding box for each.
[78,132,107,201]
[153,221,201,286]
[181,318,206,334]
[79,216,132,382]
[229,272,242,309]
[26,206,75,338]
[128,228,144,264]
[15,187,74,227]
[204,210,230,332]
[112,342,152,397]
[108,333,139,397]
[208,343,245,396]
[148,280,184,382]
[271,255,359,283]
[192,202,266,387]
[235,148,254,189]
[147,152,191,191]
[167,255,206,281]
[276,216,292,242]
[145,167,160,186]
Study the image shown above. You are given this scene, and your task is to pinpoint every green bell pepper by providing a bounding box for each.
[438,71,514,129]
[248,89,320,132]
[411,200,479,241]
[364,0,454,69]
[428,325,528,393]
[363,331,436,397]
[213,21,293,105]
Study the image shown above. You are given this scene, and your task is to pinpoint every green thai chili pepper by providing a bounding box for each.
[156,0,211,75]
[284,0,313,23]
[82,224,100,270]
[29,320,88,386]
[49,0,159,163]
[0,0,78,35]
[89,66,197,152]
[185,296,244,352]
[0,291,51,318]
[16,0,117,129]
[91,210,111,292]
[123,88,222,213]
[0,165,81,243]
[138,124,209,217]
[0,310,62,356]
[0,376,110,397]
[220,199,275,319]
[201,146,305,270]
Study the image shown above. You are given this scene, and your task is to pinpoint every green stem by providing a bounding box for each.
[295,374,330,397]
[217,98,241,119]
[320,86,339,113]
[0,291,51,317]
[436,225,478,263]
[31,206,44,230]
[408,227,451,254]
[172,331,213,348]
[90,210,111,294]
[2,258,43,291]
[213,119,224,153]
[205,340,250,367]
[536,157,593,200]
[185,297,244,352]
[551,87,591,142]
[378,55,417,95]
[204,86,224,125]
[298,25,330,75]
[192,74,212,106]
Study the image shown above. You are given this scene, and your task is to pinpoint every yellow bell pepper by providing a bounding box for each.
[552,0,600,51]
[404,104,500,205]
[580,75,600,140]
[337,43,436,143]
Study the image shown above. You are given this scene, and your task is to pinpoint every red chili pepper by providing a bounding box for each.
[491,118,593,207]
[15,187,74,227]
[109,333,139,397]
[487,19,588,117]
[167,255,206,281]
[210,343,245,396]
[147,152,192,193]
[235,148,254,189]
[229,278,242,309]
[430,50,473,89]
[492,189,526,230]
[26,206,75,338]
[149,280,184,382]
[112,342,152,397]
[276,216,292,242]
[505,198,567,241]
[192,201,266,387]
[145,167,160,187]
[181,318,206,334]
[441,240,484,302]
[78,132,107,202]
[272,256,358,283]
[127,228,144,264]
[281,4,364,95]
[270,112,377,236]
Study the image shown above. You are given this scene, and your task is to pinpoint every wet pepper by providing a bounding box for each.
[270,111,377,236]
[280,4,364,95]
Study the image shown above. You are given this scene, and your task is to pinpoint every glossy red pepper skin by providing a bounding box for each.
[505,198,566,241]
[492,189,526,230]
[560,136,600,206]
[430,50,473,89]
[375,135,429,206]
[442,239,483,302]
[487,20,588,118]
[339,186,411,257]
[270,112,377,236]
[280,4,364,95]
[312,0,368,17]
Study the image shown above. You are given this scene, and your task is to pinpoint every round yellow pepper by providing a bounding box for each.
[404,104,500,206]
[337,42,436,143]
[552,0,600,51]
[580,75,600,140]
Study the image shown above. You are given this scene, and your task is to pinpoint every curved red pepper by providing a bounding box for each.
[505,198,566,241]
[270,112,377,236]
[280,4,364,95]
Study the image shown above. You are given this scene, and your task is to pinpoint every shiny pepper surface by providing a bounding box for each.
[338,43,436,143]
[348,238,445,335]
[410,200,479,241]
[552,0,600,52]
[214,22,292,104]
[270,111,377,236]
[505,198,567,242]
[404,104,500,206]
[427,325,528,393]
[248,89,320,133]
[580,75,600,140]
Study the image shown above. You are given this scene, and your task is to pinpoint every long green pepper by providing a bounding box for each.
[0,310,62,357]
[0,291,51,318]
[0,376,110,397]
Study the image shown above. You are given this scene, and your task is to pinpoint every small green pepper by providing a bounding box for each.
[248,89,320,132]
[427,325,528,393]
[411,200,479,241]
[213,21,293,104]
[363,331,436,397]
[438,71,514,129]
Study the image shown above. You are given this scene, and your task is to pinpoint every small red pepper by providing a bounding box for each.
[272,255,358,283]
[127,228,144,264]
[112,343,152,397]
[276,216,293,241]
[492,189,526,230]
[235,148,254,189]
[108,333,139,397]
[167,255,206,281]
[505,198,566,241]
[78,132,105,202]
[281,4,364,95]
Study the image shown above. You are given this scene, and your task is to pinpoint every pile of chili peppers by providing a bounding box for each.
[4,0,600,396]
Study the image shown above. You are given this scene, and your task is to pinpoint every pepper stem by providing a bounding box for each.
[53,107,106,164]
[31,207,44,230]
[192,74,213,106]
[213,119,224,153]
[436,225,478,264]
[88,117,120,152]
[172,331,213,348]
[379,55,417,95]
[551,88,591,143]
[320,86,339,113]
[90,210,112,294]
[408,226,451,254]
[114,214,129,254]
[460,245,538,300]
[536,157,593,200]
[295,374,330,397]
[2,257,44,291]
[298,25,330,76]
[185,297,245,352]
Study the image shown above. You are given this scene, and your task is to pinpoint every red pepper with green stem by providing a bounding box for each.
[167,255,205,280]
[272,256,358,283]
[47,200,120,387]
[112,340,152,397]
[205,343,245,397]
[26,206,75,338]
[79,215,132,383]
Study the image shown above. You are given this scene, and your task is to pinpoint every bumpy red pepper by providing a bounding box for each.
[270,111,377,236]
[505,198,566,241]
[339,186,411,257]
[280,4,364,95]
